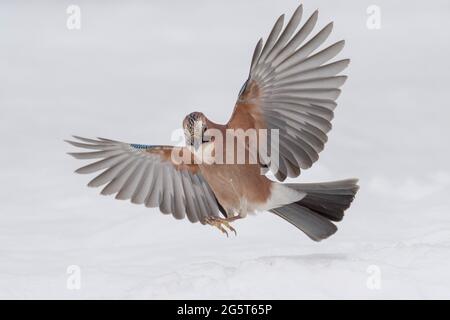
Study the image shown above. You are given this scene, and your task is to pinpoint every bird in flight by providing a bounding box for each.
[66,4,359,241]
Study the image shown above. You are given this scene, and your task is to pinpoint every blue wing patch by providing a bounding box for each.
[130,143,153,150]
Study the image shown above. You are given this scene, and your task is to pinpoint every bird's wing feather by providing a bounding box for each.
[227,5,349,181]
[66,136,221,223]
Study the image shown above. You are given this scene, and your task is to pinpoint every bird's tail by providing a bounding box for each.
[269,179,359,241]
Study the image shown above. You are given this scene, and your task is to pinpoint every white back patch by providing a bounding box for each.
[261,183,306,211]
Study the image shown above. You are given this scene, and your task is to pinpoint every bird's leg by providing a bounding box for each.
[204,216,240,237]
[225,215,241,223]
[222,214,244,235]
[205,217,230,237]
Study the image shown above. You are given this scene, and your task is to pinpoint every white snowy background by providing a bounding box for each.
[1,0,449,299]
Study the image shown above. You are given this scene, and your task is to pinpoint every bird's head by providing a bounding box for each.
[183,112,211,150]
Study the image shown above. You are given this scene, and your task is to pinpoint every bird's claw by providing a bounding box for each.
[205,217,237,237]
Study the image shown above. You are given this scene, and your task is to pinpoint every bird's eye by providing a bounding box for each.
[201,126,210,143]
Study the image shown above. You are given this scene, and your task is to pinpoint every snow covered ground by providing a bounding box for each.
[1,0,450,299]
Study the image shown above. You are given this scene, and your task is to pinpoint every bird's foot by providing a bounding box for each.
[205,217,237,237]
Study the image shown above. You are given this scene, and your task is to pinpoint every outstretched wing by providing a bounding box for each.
[65,136,221,223]
[228,5,349,181]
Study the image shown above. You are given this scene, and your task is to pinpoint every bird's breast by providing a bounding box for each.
[198,162,272,216]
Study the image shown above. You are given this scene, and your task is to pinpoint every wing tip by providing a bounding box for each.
[100,188,115,196]
[336,39,346,48]
[130,198,145,205]
[64,139,76,146]
[115,194,128,201]
[74,167,88,174]
[67,152,80,159]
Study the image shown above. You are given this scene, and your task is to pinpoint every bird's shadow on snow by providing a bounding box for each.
[252,253,348,266]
